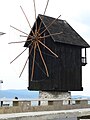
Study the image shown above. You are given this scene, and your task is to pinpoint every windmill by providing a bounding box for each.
[9,0,89,92]
[9,0,62,81]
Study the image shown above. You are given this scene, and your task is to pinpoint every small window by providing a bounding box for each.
[82,48,87,66]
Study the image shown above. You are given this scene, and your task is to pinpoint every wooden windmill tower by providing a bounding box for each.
[25,14,90,92]
[9,0,90,98]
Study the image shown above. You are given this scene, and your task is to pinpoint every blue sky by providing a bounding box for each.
[0,0,90,96]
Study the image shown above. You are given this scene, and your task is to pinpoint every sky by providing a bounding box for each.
[0,0,90,96]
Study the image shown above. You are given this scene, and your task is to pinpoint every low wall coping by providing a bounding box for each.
[0,98,89,102]
[0,108,90,119]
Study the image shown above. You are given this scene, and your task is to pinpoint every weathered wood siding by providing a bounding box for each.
[28,34,83,91]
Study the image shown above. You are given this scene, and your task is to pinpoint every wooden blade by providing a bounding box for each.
[30,42,37,81]
[10,42,32,64]
[20,6,31,29]
[19,44,34,78]
[39,32,63,39]
[33,0,37,20]
[43,0,50,15]
[38,0,50,33]
[37,42,49,77]
[38,40,58,58]
[20,6,35,36]
[10,48,27,64]
[8,40,27,44]
[30,54,46,75]
[39,15,61,36]
[10,25,28,35]
[8,39,32,44]
[20,35,27,37]
[38,50,56,58]
[33,0,38,34]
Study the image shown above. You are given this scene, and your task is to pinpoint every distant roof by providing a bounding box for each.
[0,80,3,83]
[38,14,90,48]
[0,32,5,36]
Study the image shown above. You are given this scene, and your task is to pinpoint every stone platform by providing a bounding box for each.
[39,91,71,99]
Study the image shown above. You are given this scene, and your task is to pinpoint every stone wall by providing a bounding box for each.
[39,91,71,105]
[0,99,90,114]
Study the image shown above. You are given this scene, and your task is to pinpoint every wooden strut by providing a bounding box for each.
[33,0,37,34]
[10,25,28,35]
[38,50,56,58]
[37,0,50,33]
[20,6,35,36]
[30,42,37,81]
[19,43,34,78]
[39,14,61,36]
[10,42,33,64]
[43,0,50,15]
[8,39,32,44]
[10,25,35,43]
[37,42,49,77]
[39,32,63,39]
[9,32,63,44]
[20,35,28,37]
[38,40,58,58]
[10,48,27,64]
[10,3,62,79]
[30,54,46,76]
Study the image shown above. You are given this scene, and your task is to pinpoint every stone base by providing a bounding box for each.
[39,91,71,99]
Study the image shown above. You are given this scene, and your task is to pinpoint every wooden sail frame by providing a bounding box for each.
[9,0,63,81]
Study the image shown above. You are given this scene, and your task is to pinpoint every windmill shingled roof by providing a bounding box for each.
[39,14,90,48]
